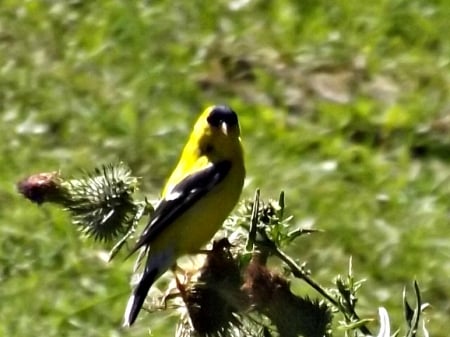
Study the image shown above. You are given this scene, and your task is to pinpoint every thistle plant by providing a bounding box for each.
[18,163,429,337]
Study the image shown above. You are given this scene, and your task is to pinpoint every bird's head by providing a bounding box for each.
[206,105,240,137]
[193,105,242,160]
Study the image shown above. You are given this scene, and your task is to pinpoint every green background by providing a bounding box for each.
[1,0,449,336]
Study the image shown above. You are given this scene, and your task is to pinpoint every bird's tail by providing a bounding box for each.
[123,249,174,327]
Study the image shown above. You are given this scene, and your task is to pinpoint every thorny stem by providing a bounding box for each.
[249,190,372,336]
[273,245,372,336]
[273,246,339,306]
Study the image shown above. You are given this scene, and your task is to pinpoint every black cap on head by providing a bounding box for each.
[207,105,238,127]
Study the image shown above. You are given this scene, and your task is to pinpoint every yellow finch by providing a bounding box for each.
[123,105,245,326]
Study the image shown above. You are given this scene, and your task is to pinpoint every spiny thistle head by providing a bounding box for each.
[18,163,140,243]
[64,163,138,242]
[236,191,285,229]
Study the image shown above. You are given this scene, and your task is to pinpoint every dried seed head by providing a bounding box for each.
[180,239,245,337]
[17,171,66,205]
[243,256,332,337]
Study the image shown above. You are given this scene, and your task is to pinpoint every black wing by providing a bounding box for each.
[129,160,232,254]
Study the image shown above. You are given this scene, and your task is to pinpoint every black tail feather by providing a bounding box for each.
[123,267,159,326]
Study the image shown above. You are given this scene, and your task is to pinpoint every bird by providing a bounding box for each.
[123,105,245,326]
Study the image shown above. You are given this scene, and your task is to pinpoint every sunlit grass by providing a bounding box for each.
[1,0,449,336]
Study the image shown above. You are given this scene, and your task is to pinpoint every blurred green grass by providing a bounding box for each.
[1,0,449,336]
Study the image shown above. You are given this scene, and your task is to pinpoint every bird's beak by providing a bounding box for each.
[221,121,228,135]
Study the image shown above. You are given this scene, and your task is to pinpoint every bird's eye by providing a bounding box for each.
[203,143,214,154]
